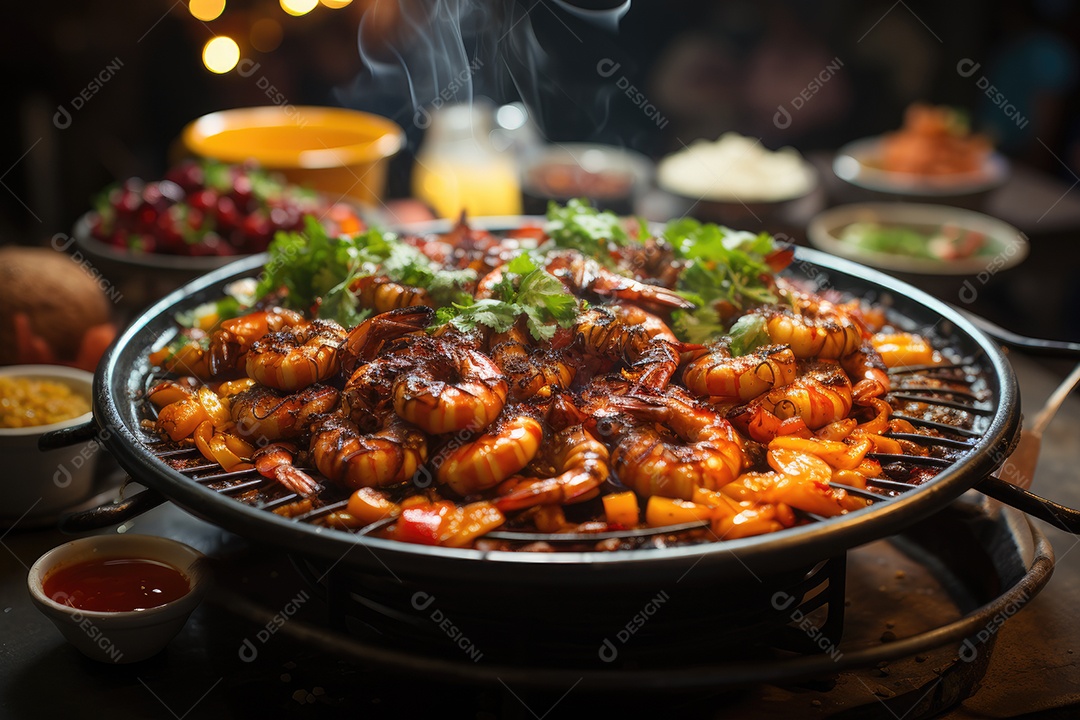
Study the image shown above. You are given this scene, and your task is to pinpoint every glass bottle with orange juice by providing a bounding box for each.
[412,102,522,218]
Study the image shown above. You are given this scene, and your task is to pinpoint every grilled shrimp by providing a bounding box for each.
[207,308,308,376]
[728,361,854,443]
[613,235,682,287]
[245,319,346,391]
[151,382,228,442]
[682,344,797,402]
[575,307,688,389]
[339,306,435,375]
[435,412,545,495]
[609,388,745,500]
[610,302,678,341]
[310,413,427,490]
[840,341,891,391]
[489,324,577,402]
[761,285,863,360]
[148,329,212,378]
[351,275,434,314]
[392,337,508,434]
[230,383,340,441]
[340,351,413,427]
[724,447,866,516]
[546,249,695,309]
[253,442,321,497]
[494,425,610,511]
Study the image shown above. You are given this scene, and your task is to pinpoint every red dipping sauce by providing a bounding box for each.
[43,557,191,612]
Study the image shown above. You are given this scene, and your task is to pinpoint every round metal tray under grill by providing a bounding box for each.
[206,498,1052,699]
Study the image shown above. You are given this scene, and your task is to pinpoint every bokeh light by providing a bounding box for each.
[320,0,353,8]
[250,18,283,52]
[202,36,240,73]
[280,0,318,16]
[189,0,225,22]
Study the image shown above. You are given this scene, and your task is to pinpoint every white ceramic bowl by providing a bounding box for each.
[656,136,819,230]
[808,202,1029,276]
[0,365,98,525]
[833,136,1010,198]
[27,534,207,663]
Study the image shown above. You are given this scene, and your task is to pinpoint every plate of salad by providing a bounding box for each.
[808,202,1028,275]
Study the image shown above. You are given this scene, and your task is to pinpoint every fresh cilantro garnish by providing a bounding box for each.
[505,251,541,275]
[437,253,579,341]
[671,305,727,345]
[256,216,382,328]
[515,267,579,338]
[544,198,631,267]
[380,242,476,306]
[728,314,771,356]
[256,218,476,328]
[665,218,784,343]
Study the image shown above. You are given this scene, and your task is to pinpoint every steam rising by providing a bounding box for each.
[340,0,631,141]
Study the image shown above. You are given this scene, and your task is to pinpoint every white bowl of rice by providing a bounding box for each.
[657,133,818,228]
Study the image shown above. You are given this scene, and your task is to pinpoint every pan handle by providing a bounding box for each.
[977,476,1080,534]
[60,488,167,532]
[38,420,99,451]
[952,307,1080,358]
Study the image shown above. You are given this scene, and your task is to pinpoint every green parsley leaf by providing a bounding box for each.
[506,252,540,275]
[544,198,631,266]
[664,218,784,343]
[256,216,382,327]
[380,241,476,306]
[671,306,728,345]
[728,314,771,356]
[257,218,476,328]
[516,270,579,325]
[434,254,580,341]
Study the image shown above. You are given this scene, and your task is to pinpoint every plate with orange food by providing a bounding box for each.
[834,104,1009,198]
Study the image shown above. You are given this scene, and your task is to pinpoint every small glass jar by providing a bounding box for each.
[412,102,522,219]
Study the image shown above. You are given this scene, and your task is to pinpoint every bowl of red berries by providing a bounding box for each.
[73,160,368,308]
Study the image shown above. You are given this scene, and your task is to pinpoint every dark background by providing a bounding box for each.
[2,0,1078,244]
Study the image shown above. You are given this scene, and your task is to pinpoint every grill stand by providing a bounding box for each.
[199,494,1053,720]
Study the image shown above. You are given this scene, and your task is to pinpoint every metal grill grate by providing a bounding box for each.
[143,358,991,546]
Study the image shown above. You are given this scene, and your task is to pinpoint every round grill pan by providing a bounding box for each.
[42,234,1033,592]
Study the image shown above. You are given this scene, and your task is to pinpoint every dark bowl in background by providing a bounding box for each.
[519,143,652,216]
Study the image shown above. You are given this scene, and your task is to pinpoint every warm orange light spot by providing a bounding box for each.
[250,18,283,52]
[189,0,225,21]
[202,36,240,74]
[280,0,318,16]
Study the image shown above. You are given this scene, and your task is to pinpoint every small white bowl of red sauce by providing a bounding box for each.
[27,534,207,663]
